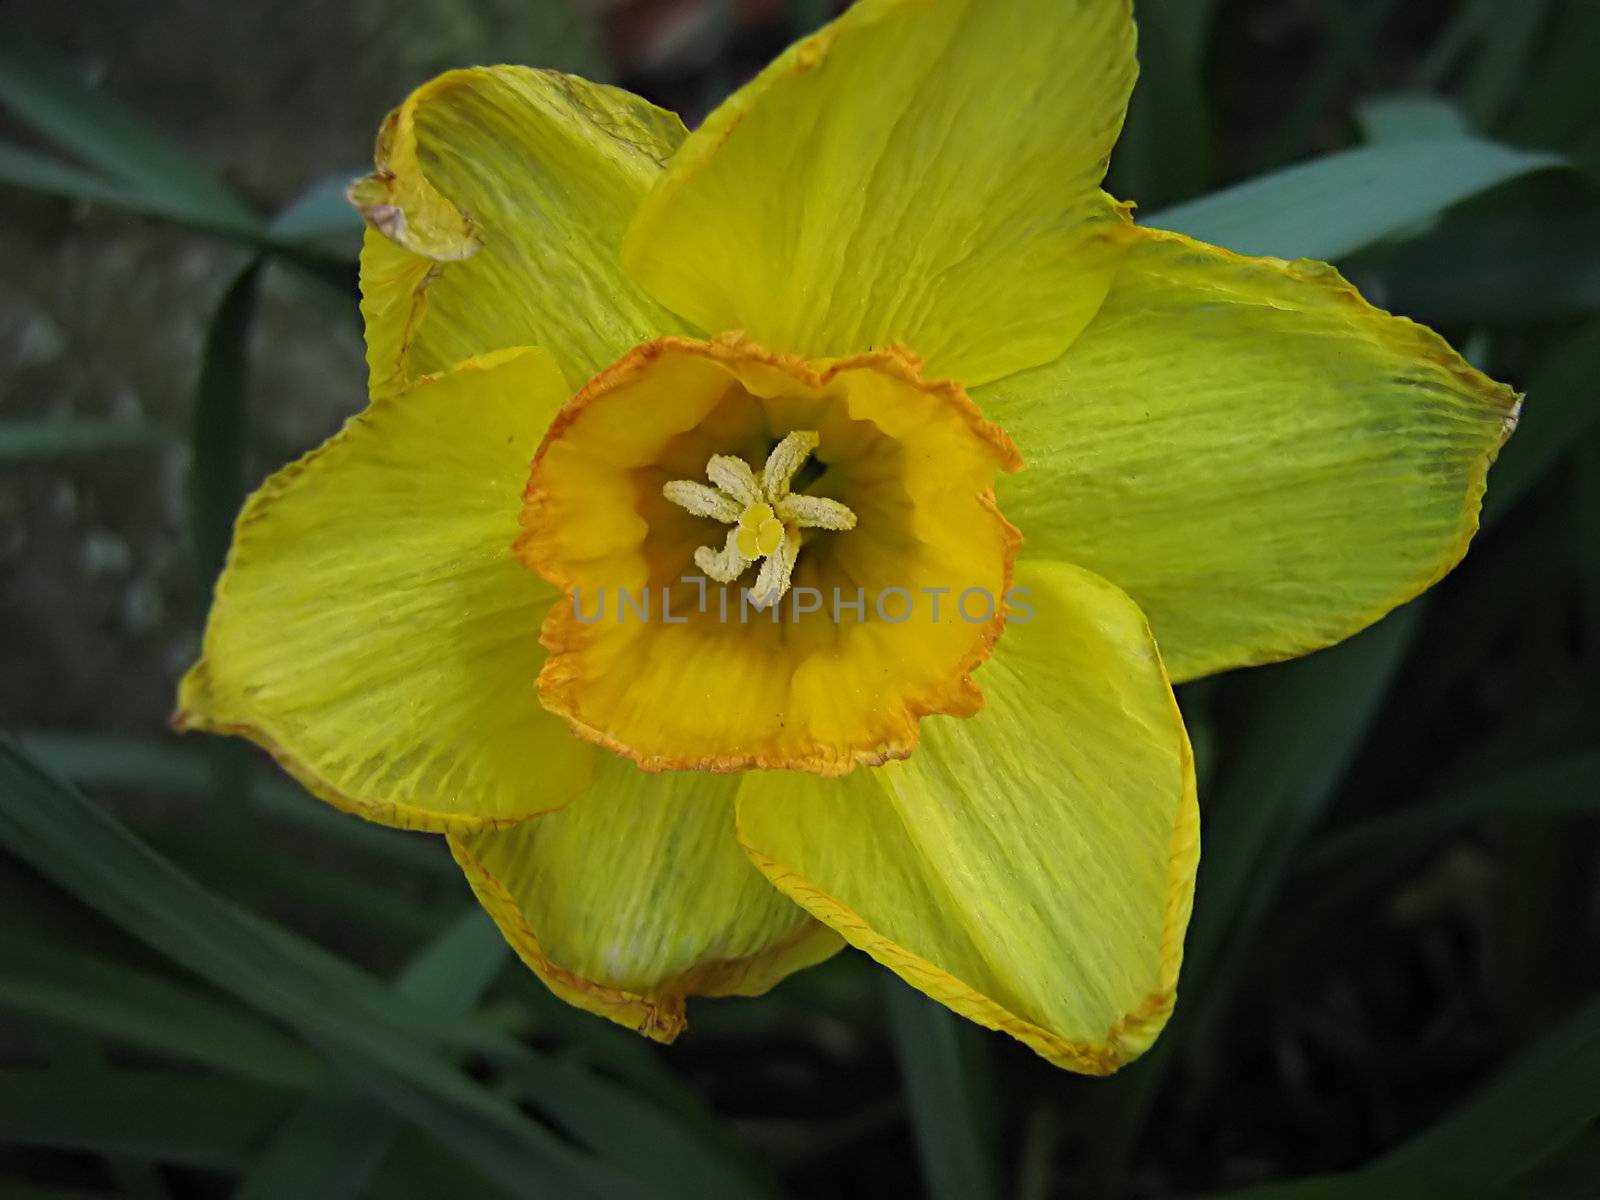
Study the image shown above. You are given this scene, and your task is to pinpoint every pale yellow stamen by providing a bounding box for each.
[663,480,742,523]
[706,455,761,505]
[693,529,748,583]
[663,430,856,603]
[762,430,819,500]
[776,493,856,530]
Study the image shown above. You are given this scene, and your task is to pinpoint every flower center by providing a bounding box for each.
[662,430,857,607]
[517,334,1022,774]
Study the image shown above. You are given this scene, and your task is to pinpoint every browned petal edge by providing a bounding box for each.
[515,332,1024,777]
[360,245,442,399]
[448,829,844,1042]
[736,634,1202,1075]
[345,81,485,262]
[348,73,486,398]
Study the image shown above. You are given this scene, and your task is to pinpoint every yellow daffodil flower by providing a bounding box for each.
[175,0,1519,1073]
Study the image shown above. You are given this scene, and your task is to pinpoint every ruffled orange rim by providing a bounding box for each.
[516,333,1023,776]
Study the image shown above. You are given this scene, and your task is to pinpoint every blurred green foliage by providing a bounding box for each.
[2,0,1598,1196]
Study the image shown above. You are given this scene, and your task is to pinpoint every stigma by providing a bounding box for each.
[663,430,856,606]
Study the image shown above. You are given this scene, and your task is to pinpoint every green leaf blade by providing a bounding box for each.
[0,35,259,236]
[1149,136,1563,260]
[884,975,999,1200]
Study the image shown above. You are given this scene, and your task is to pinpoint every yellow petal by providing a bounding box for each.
[737,560,1198,1073]
[980,229,1521,683]
[354,68,691,397]
[451,759,843,1041]
[176,347,594,833]
[623,0,1138,386]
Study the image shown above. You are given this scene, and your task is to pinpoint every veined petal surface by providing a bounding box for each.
[177,348,594,832]
[981,229,1520,683]
[624,0,1138,387]
[451,760,842,1041]
[737,561,1198,1073]
[353,67,691,396]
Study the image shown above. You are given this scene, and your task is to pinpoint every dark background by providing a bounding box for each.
[2,1,1598,1197]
